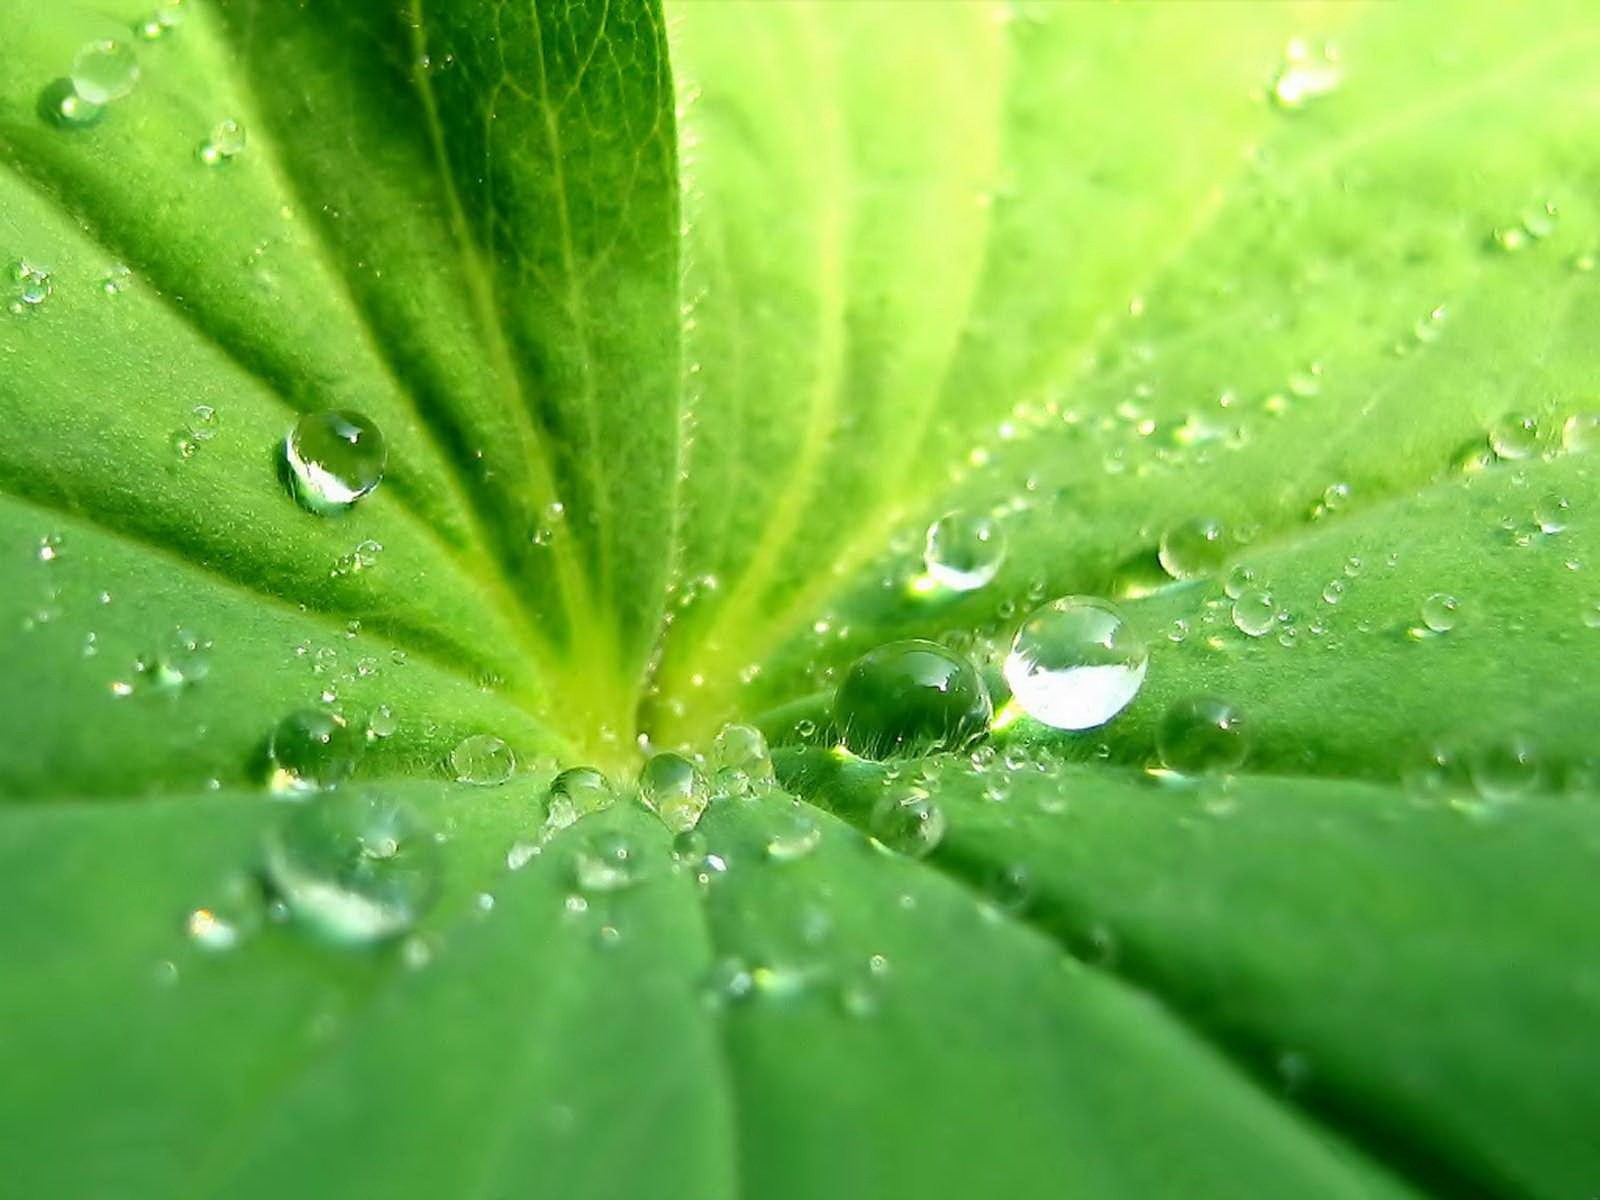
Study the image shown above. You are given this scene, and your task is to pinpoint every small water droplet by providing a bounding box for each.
[263,793,439,944]
[1488,413,1540,461]
[1419,592,1461,634]
[1224,564,1256,599]
[923,510,1006,591]
[9,259,53,310]
[71,39,140,105]
[835,640,991,757]
[1002,597,1147,730]
[639,751,706,832]
[283,410,387,512]
[544,767,613,834]
[1561,412,1600,454]
[1469,736,1540,801]
[869,784,946,858]
[450,733,514,786]
[183,875,262,952]
[197,118,246,166]
[268,708,364,793]
[1157,696,1249,774]
[1533,493,1571,534]
[764,805,821,862]
[1157,516,1227,580]
[150,626,211,688]
[1231,588,1278,638]
[573,830,638,893]
[1320,579,1345,605]
[710,722,773,790]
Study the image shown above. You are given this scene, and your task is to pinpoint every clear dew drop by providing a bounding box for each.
[1583,601,1600,630]
[37,78,104,129]
[1003,596,1147,730]
[151,626,211,687]
[268,708,364,793]
[1561,412,1600,454]
[764,805,822,863]
[1488,413,1540,460]
[835,639,991,758]
[1320,579,1345,605]
[710,721,773,790]
[283,410,387,512]
[1533,493,1571,534]
[639,751,706,833]
[1469,736,1540,802]
[450,733,514,786]
[134,0,188,39]
[869,784,947,859]
[1223,564,1256,600]
[9,259,53,311]
[573,830,638,893]
[197,119,246,166]
[263,793,440,944]
[1230,588,1278,638]
[1157,695,1249,775]
[366,704,397,739]
[544,767,613,834]
[923,510,1006,591]
[1419,592,1461,634]
[1157,516,1227,580]
[71,39,140,105]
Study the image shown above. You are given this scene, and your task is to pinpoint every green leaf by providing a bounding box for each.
[0,0,1596,1196]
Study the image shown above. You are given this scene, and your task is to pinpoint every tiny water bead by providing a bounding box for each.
[1488,413,1540,460]
[1230,588,1278,638]
[639,751,706,833]
[1157,696,1249,775]
[835,640,991,759]
[71,39,140,105]
[197,119,246,166]
[1419,592,1461,634]
[923,510,1006,591]
[1157,516,1227,580]
[573,830,638,893]
[1003,596,1147,730]
[268,708,364,793]
[9,260,53,310]
[450,734,514,786]
[264,793,440,944]
[869,785,946,859]
[284,410,387,512]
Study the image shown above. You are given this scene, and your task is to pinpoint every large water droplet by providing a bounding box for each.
[450,734,514,786]
[923,510,1006,591]
[1157,696,1249,774]
[640,751,706,832]
[835,640,991,758]
[1003,597,1147,730]
[264,793,439,944]
[71,39,140,104]
[869,784,946,858]
[284,410,387,512]
[268,708,363,793]
[1157,516,1227,580]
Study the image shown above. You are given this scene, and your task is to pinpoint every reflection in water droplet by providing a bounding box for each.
[923,510,1006,591]
[284,410,387,512]
[710,721,773,792]
[450,734,514,786]
[1157,696,1249,774]
[1003,597,1147,730]
[264,793,439,944]
[268,708,363,793]
[835,640,991,758]
[1561,412,1600,454]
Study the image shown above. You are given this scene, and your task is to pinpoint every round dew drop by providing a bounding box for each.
[835,639,991,759]
[923,510,1006,591]
[1003,596,1147,730]
[544,766,613,832]
[1419,592,1460,634]
[639,751,706,833]
[1157,696,1249,775]
[710,722,773,788]
[197,119,246,165]
[268,708,364,793]
[284,410,387,513]
[1488,413,1540,460]
[765,805,821,863]
[869,785,946,859]
[1231,588,1278,638]
[71,39,140,105]
[264,793,440,944]
[450,734,514,786]
[1157,516,1228,580]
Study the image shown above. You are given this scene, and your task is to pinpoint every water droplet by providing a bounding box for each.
[366,705,397,739]
[1488,413,1540,460]
[1231,588,1278,638]
[150,626,211,687]
[37,78,104,129]
[197,119,246,166]
[264,793,438,944]
[835,640,991,758]
[869,784,946,858]
[183,875,262,952]
[1157,696,1249,774]
[1582,601,1600,630]
[573,830,637,893]
[450,733,514,786]
[1561,412,1600,454]
[1224,564,1256,599]
[710,721,773,789]
[1157,516,1227,580]
[1534,492,1571,534]
[1270,38,1342,109]
[71,39,140,104]
[764,805,821,862]
[639,751,706,832]
[1419,592,1460,634]
[923,510,1006,591]
[134,0,187,39]
[283,410,387,512]
[268,708,364,793]
[9,260,53,310]
[703,956,755,1006]
[1320,579,1345,605]
[1469,736,1540,801]
[1310,481,1351,520]
[1004,597,1147,729]
[544,767,613,833]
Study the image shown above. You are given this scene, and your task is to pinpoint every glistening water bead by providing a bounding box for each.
[1157,516,1228,581]
[71,39,140,104]
[264,793,440,944]
[284,410,387,513]
[834,640,991,759]
[1157,696,1249,774]
[923,510,1006,591]
[450,734,514,786]
[1002,596,1147,730]
[268,708,364,793]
